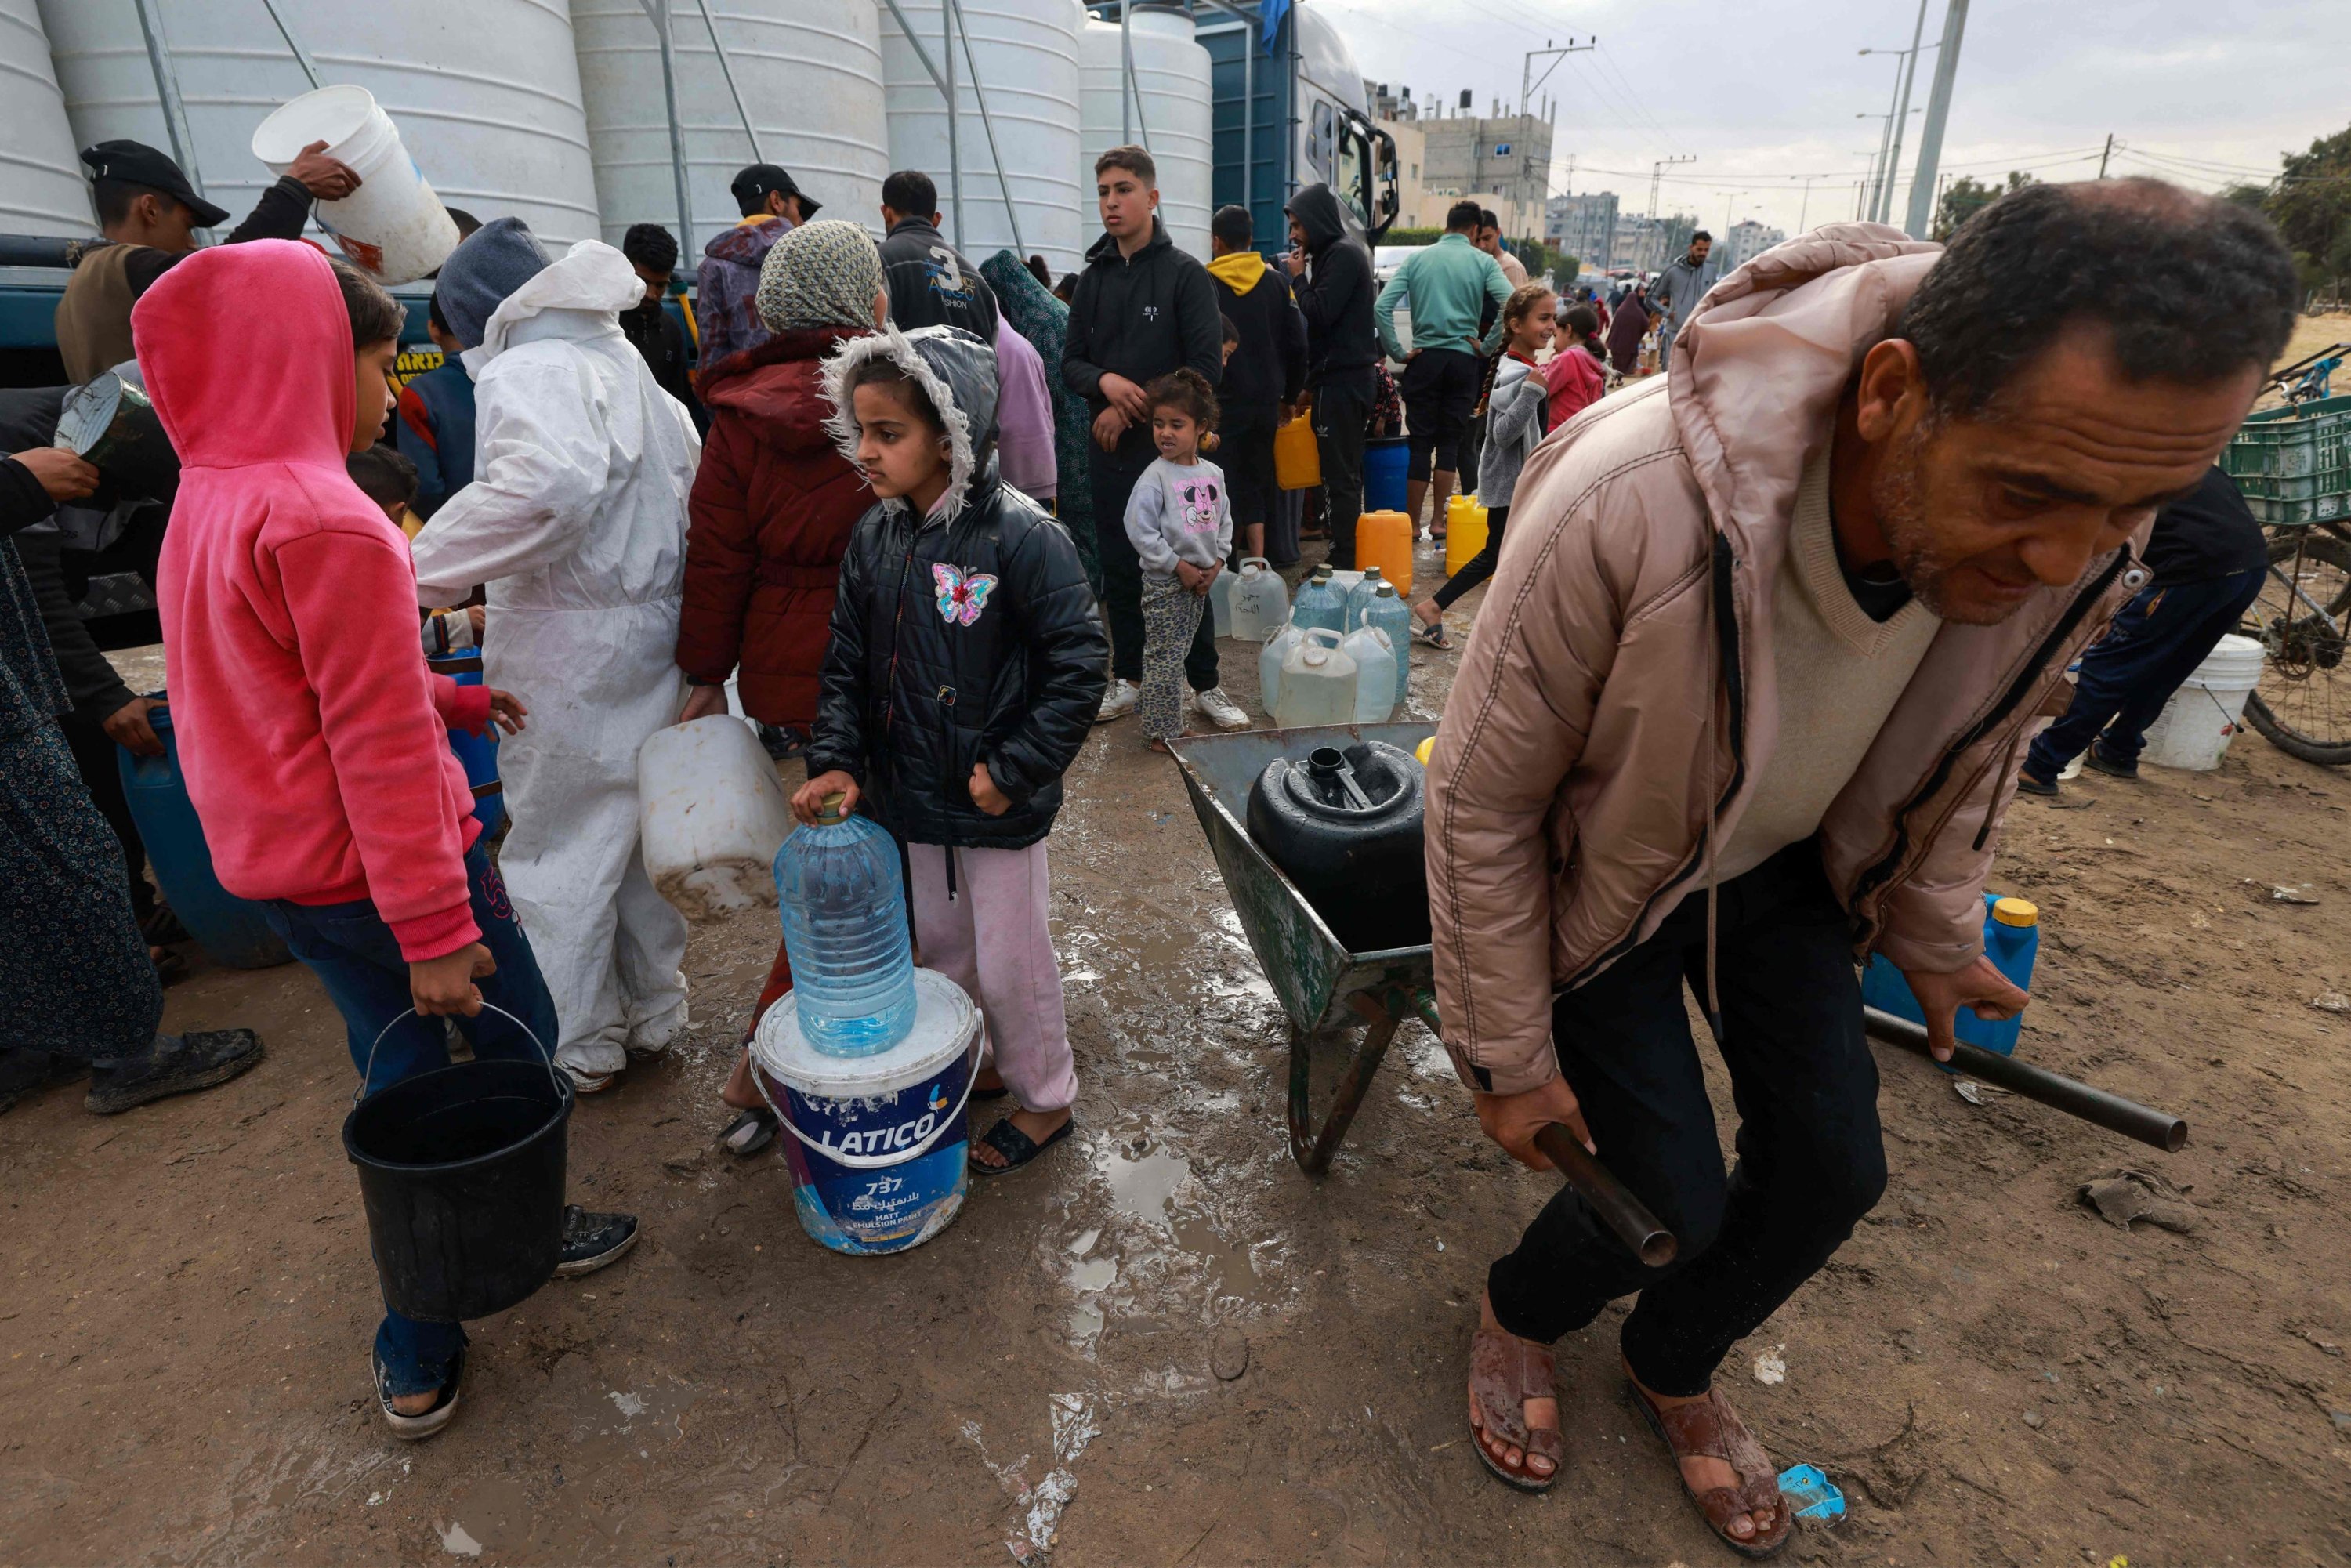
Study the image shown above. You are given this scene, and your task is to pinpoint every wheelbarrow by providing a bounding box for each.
[1168,723,1676,1265]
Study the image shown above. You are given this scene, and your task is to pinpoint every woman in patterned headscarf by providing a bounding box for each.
[674,219,888,1157]
[978,249,1099,590]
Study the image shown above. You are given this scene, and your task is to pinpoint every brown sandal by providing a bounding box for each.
[1468,1325,1563,1491]
[1625,1378,1791,1559]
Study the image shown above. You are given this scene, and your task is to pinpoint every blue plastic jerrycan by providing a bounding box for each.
[1860,893,2039,1057]
[117,701,293,969]
[427,652,505,836]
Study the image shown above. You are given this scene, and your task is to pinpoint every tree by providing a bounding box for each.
[2266,125,2351,294]
[1933,171,2036,240]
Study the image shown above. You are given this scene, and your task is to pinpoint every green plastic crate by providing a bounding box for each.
[2226,394,2351,525]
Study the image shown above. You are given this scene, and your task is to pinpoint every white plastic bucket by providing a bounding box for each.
[252,85,459,284]
[750,969,980,1257]
[2139,633,2266,772]
[636,715,793,918]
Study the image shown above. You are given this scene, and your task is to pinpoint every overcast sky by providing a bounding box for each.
[1317,0,2346,243]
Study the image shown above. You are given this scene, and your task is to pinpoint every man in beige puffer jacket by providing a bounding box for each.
[1429,181,2296,1542]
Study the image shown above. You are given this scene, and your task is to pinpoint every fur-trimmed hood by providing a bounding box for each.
[820,324,999,522]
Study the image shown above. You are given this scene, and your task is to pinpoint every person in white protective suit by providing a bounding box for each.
[410,220,701,1092]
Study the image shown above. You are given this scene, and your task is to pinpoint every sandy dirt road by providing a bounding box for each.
[3,536,2347,1566]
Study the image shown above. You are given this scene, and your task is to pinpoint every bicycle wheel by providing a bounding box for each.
[2241,529,2351,765]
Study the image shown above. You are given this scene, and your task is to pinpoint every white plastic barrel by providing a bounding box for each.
[636,715,795,918]
[2138,633,2266,772]
[251,85,459,284]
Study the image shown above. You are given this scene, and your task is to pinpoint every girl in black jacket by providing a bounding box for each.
[795,324,1108,1175]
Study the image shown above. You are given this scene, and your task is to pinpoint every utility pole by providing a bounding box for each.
[1878,0,1931,223]
[1650,154,1696,227]
[1904,0,1970,238]
[1520,37,1593,120]
[2098,133,2114,178]
[1796,175,1813,233]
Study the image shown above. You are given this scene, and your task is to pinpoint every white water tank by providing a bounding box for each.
[881,0,1085,276]
[1080,7,1211,260]
[571,0,886,257]
[1,0,89,234]
[37,0,603,248]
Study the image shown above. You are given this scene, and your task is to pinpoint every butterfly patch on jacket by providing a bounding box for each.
[933,563,998,626]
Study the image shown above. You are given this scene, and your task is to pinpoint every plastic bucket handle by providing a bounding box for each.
[357,1002,560,1106]
[749,1031,981,1171]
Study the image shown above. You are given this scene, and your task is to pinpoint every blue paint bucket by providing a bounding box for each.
[748,968,979,1256]
[1363,436,1408,513]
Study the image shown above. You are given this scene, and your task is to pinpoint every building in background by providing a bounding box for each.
[1719,219,1788,270]
[1609,210,1699,273]
[1371,87,1551,241]
[1545,192,1618,272]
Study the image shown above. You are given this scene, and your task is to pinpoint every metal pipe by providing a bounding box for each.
[878,0,951,96]
[644,0,695,248]
[1862,1006,2188,1153]
[949,0,1023,256]
[256,0,322,89]
[129,0,202,202]
[1533,1126,1677,1267]
[1906,0,1970,238]
[944,0,960,250]
[695,0,763,164]
[1121,2,1133,143]
[1879,0,1931,226]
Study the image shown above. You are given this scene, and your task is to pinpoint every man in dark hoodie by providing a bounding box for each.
[1207,205,1306,565]
[1284,184,1379,569]
[1063,146,1242,730]
[618,223,705,429]
[876,169,1000,340]
[696,164,820,376]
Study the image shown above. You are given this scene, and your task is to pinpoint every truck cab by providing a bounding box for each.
[1197,3,1397,255]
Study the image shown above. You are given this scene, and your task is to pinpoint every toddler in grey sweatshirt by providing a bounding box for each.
[1124,454,1233,578]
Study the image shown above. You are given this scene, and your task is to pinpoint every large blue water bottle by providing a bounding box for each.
[773,795,918,1056]
[1360,582,1415,710]
[1860,893,2040,1057]
[1291,566,1346,635]
[1342,565,1388,632]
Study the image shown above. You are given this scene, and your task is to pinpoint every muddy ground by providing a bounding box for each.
[5,536,2349,1567]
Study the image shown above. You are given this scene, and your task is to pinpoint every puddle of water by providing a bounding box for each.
[548,1374,696,1466]
[1404,1031,1454,1080]
[1095,1143,1284,1311]
[1068,1228,1099,1258]
[1103,1146,1191,1223]
[1068,1256,1118,1293]
[439,1521,484,1557]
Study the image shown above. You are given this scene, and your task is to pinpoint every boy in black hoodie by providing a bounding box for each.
[1062,147,1244,730]
[1205,205,1306,566]
[1284,184,1380,570]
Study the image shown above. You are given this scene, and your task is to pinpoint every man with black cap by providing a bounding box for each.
[619,222,705,429]
[56,137,361,384]
[695,164,820,377]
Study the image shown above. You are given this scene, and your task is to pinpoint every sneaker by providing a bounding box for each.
[561,1062,617,1095]
[756,723,807,762]
[375,1343,465,1441]
[2085,744,2139,780]
[1095,678,1139,723]
[85,1030,263,1115]
[555,1206,639,1277]
[1190,686,1250,730]
[2015,773,2059,798]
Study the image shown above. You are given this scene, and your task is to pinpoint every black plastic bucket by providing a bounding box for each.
[342,1005,572,1323]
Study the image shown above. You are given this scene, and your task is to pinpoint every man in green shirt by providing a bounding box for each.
[1375,200,1513,535]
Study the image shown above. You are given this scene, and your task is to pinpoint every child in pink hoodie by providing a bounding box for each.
[136,240,637,1439]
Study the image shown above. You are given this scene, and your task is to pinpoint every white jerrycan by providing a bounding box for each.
[637,715,794,918]
[1272,627,1360,728]
[1342,625,1397,722]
